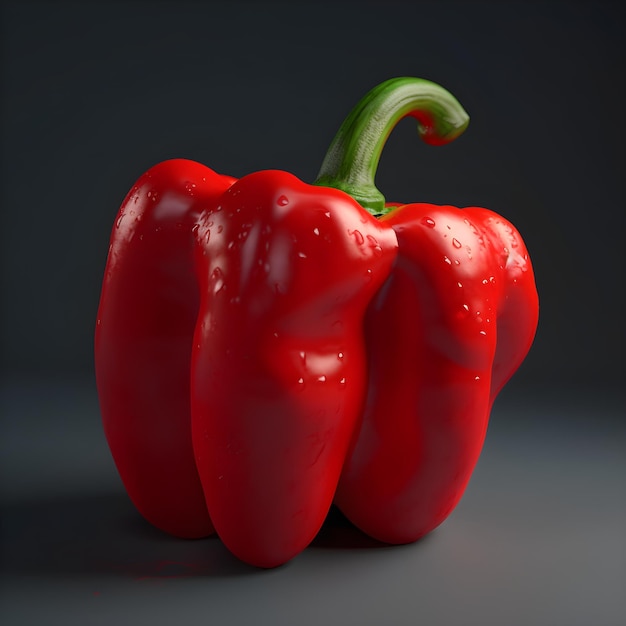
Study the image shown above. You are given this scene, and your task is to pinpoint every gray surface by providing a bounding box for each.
[1,379,624,626]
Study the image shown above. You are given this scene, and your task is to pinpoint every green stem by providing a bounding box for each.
[314,77,470,215]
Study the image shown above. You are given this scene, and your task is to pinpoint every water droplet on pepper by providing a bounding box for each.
[351,230,365,245]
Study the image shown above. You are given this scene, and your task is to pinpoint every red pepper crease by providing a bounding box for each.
[95,77,538,567]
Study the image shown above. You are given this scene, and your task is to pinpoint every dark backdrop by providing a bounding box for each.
[1,0,624,388]
[1,2,625,626]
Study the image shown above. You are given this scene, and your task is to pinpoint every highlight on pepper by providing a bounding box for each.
[95,77,539,568]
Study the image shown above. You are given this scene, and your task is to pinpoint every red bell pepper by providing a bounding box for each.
[95,77,538,568]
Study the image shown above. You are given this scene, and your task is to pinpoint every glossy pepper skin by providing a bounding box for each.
[95,159,234,538]
[191,172,396,567]
[334,204,537,543]
[95,77,538,568]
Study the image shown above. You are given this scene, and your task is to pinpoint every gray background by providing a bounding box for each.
[1,1,624,625]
